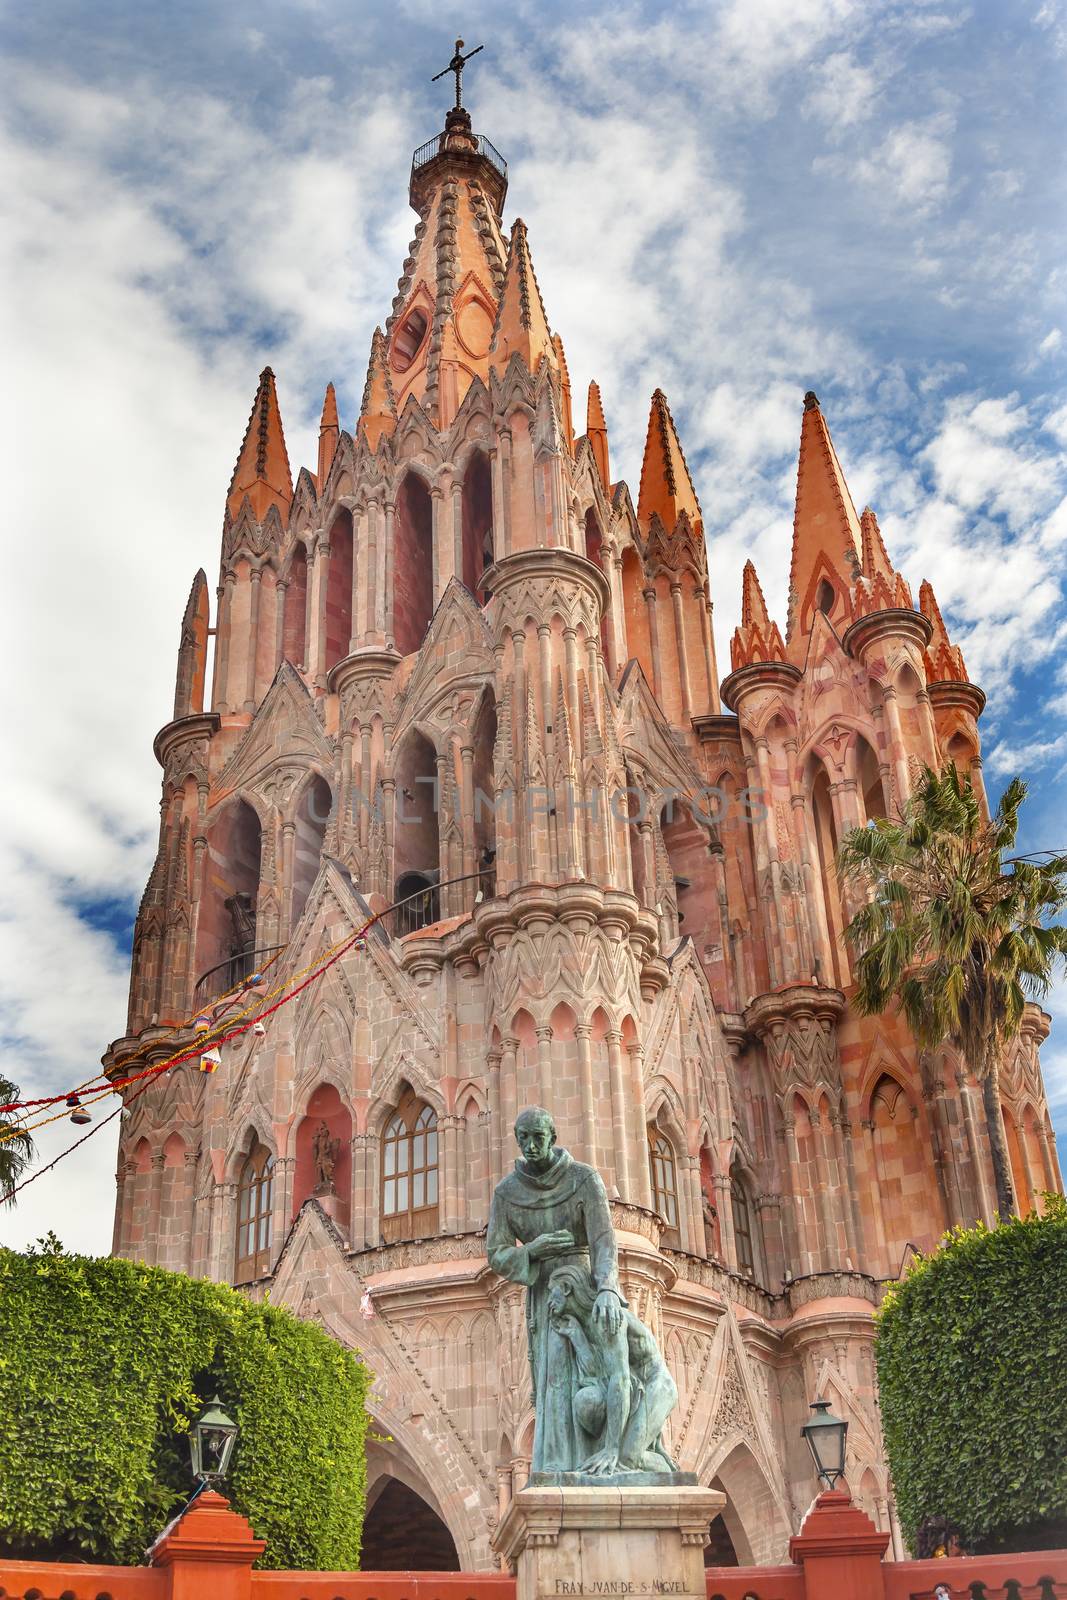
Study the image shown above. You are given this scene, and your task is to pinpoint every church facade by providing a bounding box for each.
[106,98,1063,1570]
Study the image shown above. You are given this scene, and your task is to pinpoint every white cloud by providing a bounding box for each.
[855,115,956,213]
[802,49,879,128]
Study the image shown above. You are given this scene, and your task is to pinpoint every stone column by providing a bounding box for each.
[501,1036,520,1146]
[441,1113,460,1234]
[605,1028,630,1198]
[698,584,717,710]
[382,498,395,647]
[217,570,236,712]
[574,1021,596,1168]
[451,477,464,588]
[881,686,912,809]
[244,565,262,710]
[364,504,378,641]
[643,585,664,702]
[957,1070,995,1227]
[184,1148,199,1274]
[311,541,331,688]
[670,581,692,719]
[349,1133,371,1249]
[535,1023,554,1111]
[487,1044,504,1188]
[627,1041,653,1207]
[146,1150,166,1266]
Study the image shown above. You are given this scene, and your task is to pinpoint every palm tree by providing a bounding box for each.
[0,1075,35,1204]
[837,764,1067,1220]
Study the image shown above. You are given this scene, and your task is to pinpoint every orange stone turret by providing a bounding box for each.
[636,388,701,534]
[316,382,339,487]
[225,366,293,523]
[786,389,861,655]
[586,379,610,487]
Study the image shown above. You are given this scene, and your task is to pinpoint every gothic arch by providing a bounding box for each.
[645,1075,688,1144]
[362,1403,481,1570]
[366,1066,446,1138]
[225,1113,276,1182]
[699,1440,792,1568]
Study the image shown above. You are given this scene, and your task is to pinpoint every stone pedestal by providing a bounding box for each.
[492,1484,725,1600]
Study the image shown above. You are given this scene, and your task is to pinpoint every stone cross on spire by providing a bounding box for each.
[432,37,484,110]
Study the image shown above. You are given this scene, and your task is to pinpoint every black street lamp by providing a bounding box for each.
[190,1394,239,1485]
[801,1398,848,1490]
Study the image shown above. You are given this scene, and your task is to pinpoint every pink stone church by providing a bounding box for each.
[105,94,1062,1571]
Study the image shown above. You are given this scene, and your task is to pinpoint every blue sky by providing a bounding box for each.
[1,0,1065,1253]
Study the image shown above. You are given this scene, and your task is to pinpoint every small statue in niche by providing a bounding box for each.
[311,1120,341,1195]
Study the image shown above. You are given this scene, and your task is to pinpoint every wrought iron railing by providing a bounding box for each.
[410,132,507,179]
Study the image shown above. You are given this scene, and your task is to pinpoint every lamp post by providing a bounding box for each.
[801,1397,848,1490]
[190,1394,239,1485]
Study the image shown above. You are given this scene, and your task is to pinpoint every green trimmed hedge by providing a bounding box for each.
[0,1237,368,1568]
[875,1198,1067,1554]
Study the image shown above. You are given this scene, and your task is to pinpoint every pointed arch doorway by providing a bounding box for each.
[360,1476,460,1571]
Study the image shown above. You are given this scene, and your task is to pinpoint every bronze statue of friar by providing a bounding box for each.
[487,1105,694,1485]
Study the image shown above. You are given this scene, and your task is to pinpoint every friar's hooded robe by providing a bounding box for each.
[487,1145,624,1474]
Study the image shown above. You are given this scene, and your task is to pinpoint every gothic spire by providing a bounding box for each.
[731,559,786,670]
[386,116,508,429]
[786,390,861,654]
[359,328,397,452]
[636,389,701,534]
[920,579,969,683]
[586,380,610,488]
[225,367,293,523]
[489,218,555,378]
[317,382,340,487]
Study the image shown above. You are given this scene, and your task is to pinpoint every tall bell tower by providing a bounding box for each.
[105,71,1060,1574]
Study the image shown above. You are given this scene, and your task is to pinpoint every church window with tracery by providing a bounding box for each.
[235,1146,274,1284]
[648,1127,679,1240]
[381,1092,439,1241]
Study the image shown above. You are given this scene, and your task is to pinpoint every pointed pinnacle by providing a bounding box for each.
[317,382,340,486]
[637,388,701,532]
[489,217,554,376]
[359,326,398,452]
[586,380,610,487]
[226,366,293,522]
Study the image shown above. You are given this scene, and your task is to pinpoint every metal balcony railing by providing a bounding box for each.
[410,132,507,180]
[193,946,285,1001]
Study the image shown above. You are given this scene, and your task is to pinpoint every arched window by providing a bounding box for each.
[393,473,434,655]
[816,578,835,616]
[381,1092,439,1242]
[731,1171,757,1279]
[648,1127,679,1244]
[235,1146,274,1283]
[461,450,493,600]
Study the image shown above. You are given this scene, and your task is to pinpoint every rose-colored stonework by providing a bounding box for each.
[105,106,1062,1572]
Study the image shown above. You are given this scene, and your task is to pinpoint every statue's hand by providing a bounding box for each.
[583,1446,620,1477]
[529,1229,576,1261]
[592,1289,623,1336]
